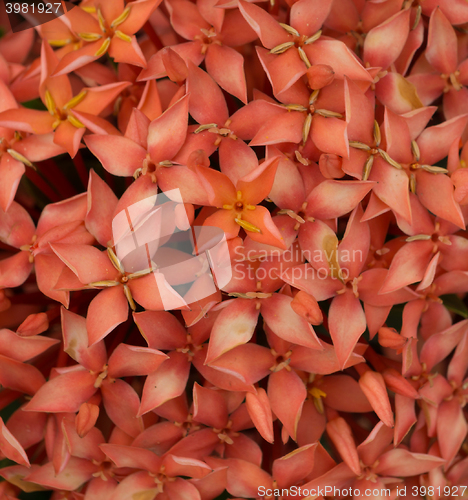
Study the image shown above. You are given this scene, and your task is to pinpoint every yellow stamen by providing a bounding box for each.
[302,113,312,144]
[115,30,132,43]
[97,8,106,33]
[349,140,371,151]
[236,191,242,201]
[107,247,125,274]
[67,114,86,128]
[298,46,311,68]
[379,149,402,169]
[111,6,131,28]
[63,90,87,110]
[7,149,32,167]
[194,123,218,134]
[124,284,136,311]
[279,23,299,37]
[223,204,233,210]
[235,218,261,233]
[270,41,295,54]
[363,154,374,181]
[88,280,120,287]
[315,109,343,118]
[304,30,322,45]
[411,140,420,162]
[406,234,431,242]
[79,32,102,42]
[81,5,96,13]
[48,39,72,47]
[373,120,381,147]
[94,37,111,57]
[412,5,422,30]
[420,164,448,174]
[45,90,56,115]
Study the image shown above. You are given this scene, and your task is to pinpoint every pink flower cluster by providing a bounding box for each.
[0,0,468,498]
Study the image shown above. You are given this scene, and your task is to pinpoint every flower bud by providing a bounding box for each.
[378,326,406,350]
[75,403,99,438]
[359,370,394,428]
[291,291,323,325]
[306,64,335,89]
[16,312,49,337]
[319,153,344,179]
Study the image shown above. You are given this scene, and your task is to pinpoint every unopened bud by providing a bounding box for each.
[306,64,335,89]
[291,291,323,325]
[161,47,188,83]
[75,403,99,438]
[359,371,394,428]
[16,312,49,337]
[319,153,344,179]
[378,326,406,350]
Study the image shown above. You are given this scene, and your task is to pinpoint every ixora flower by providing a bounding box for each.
[2,1,468,499]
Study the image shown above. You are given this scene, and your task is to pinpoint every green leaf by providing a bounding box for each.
[22,99,47,111]
[441,294,468,318]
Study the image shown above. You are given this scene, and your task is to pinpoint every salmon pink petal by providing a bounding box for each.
[374,449,445,477]
[53,41,103,76]
[418,115,468,166]
[384,107,413,164]
[359,269,419,306]
[35,254,69,307]
[290,0,332,36]
[363,9,410,69]
[147,94,189,164]
[192,383,228,429]
[273,443,317,489]
[369,156,411,223]
[139,351,190,415]
[0,108,54,134]
[100,444,162,473]
[53,120,85,158]
[250,108,304,146]
[158,165,209,206]
[238,0,289,49]
[87,287,128,345]
[187,62,229,125]
[117,0,162,35]
[329,292,366,369]
[166,0,211,39]
[242,206,287,249]
[206,299,260,363]
[24,370,97,413]
[219,138,260,185]
[196,165,237,208]
[133,310,187,349]
[379,240,433,294]
[85,135,146,177]
[267,148,305,211]
[327,418,361,475]
[108,344,168,378]
[307,180,374,220]
[426,9,458,75]
[304,39,372,82]
[50,243,118,285]
[237,156,279,205]
[85,170,118,247]
[245,389,274,444]
[359,371,394,428]
[101,379,143,438]
[311,115,349,158]
[0,155,24,212]
[416,171,464,229]
[0,417,30,467]
[437,399,468,466]
[206,44,247,104]
[0,354,46,395]
[268,369,306,441]
[16,312,49,337]
[108,36,146,68]
[0,328,58,362]
[0,252,32,289]
[345,78,374,145]
[262,294,323,349]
